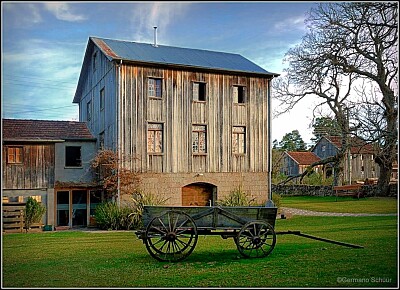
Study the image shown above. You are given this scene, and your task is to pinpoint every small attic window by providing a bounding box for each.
[93,52,97,72]
[233,86,246,103]
[193,82,206,102]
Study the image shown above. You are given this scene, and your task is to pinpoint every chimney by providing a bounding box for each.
[153,26,158,47]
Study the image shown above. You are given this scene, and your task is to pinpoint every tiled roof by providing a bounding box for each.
[2,119,95,141]
[326,136,375,154]
[91,37,278,76]
[286,151,321,165]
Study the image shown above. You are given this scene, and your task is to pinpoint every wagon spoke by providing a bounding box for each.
[235,221,276,259]
[145,210,198,262]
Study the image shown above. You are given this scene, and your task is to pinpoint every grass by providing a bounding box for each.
[280,196,398,214]
[2,214,398,288]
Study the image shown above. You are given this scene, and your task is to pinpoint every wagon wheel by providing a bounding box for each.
[144,210,198,262]
[235,220,276,258]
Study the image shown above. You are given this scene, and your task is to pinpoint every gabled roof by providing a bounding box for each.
[2,119,95,142]
[322,136,376,154]
[91,36,278,76]
[74,36,279,103]
[286,151,321,166]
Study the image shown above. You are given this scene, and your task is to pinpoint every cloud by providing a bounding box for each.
[2,3,43,27]
[43,2,87,22]
[129,3,190,44]
[2,39,83,121]
[274,15,307,33]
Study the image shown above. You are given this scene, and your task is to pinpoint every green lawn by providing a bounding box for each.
[2,215,398,288]
[280,196,398,214]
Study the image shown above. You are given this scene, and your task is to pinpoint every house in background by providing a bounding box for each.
[311,135,379,184]
[2,119,100,229]
[281,151,322,179]
[73,36,279,206]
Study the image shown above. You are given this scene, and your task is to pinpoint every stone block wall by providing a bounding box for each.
[128,172,271,205]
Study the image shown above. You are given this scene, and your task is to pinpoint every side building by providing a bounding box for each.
[2,119,100,229]
[73,36,279,205]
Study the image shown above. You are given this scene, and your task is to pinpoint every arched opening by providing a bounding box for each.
[182,183,217,206]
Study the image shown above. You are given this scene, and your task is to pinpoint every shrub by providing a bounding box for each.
[94,201,135,230]
[216,186,255,206]
[271,193,281,210]
[24,197,46,233]
[128,190,169,229]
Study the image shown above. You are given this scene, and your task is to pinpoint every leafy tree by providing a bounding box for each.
[311,116,341,143]
[278,130,307,151]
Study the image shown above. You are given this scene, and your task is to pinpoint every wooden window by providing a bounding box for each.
[148,78,162,98]
[232,126,246,154]
[233,86,246,103]
[87,100,91,121]
[193,82,206,101]
[100,88,105,111]
[147,123,163,153]
[65,146,82,167]
[7,147,23,164]
[93,52,97,72]
[192,125,207,153]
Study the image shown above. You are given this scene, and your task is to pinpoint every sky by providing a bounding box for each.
[1,1,321,146]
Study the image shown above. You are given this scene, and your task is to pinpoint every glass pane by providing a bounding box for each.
[155,130,163,152]
[72,190,87,226]
[57,191,69,226]
[192,132,199,152]
[193,83,199,101]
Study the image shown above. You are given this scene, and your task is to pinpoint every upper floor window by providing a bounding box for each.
[232,126,246,154]
[147,123,163,153]
[193,82,206,102]
[192,125,207,153]
[93,52,97,72]
[65,146,82,167]
[7,147,23,164]
[87,100,92,121]
[233,86,246,103]
[100,88,105,111]
[148,78,162,98]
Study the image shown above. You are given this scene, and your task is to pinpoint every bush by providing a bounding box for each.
[24,197,46,232]
[128,190,168,229]
[94,201,135,230]
[271,193,281,210]
[216,186,255,206]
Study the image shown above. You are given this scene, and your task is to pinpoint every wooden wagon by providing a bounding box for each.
[135,205,278,262]
[135,205,364,262]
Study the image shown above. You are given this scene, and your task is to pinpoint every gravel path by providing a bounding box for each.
[280,207,398,217]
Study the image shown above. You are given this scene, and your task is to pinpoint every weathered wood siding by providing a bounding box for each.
[118,64,271,174]
[2,144,55,189]
[78,45,118,150]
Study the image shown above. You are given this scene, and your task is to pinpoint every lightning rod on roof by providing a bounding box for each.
[153,26,158,47]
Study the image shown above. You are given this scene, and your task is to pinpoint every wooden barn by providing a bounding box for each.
[73,36,279,206]
[281,151,322,178]
[312,136,379,184]
[2,119,100,230]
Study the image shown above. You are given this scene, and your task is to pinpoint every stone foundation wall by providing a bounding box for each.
[121,172,271,205]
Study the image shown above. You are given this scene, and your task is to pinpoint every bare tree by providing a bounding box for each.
[308,2,398,196]
[273,3,398,194]
[273,29,356,186]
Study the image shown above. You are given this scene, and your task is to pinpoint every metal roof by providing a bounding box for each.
[91,37,277,76]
